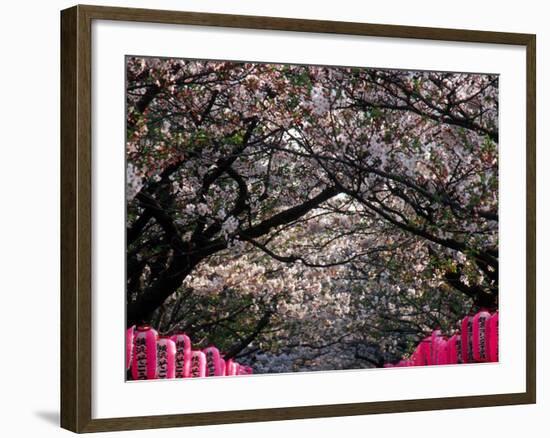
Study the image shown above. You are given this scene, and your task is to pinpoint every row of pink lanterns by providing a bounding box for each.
[384,310,499,367]
[127,325,253,380]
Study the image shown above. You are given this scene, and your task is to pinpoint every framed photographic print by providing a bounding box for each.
[60,4,536,433]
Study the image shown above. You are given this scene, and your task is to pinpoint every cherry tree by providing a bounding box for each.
[126,57,498,370]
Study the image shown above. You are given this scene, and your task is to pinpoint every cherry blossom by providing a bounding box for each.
[126,57,498,371]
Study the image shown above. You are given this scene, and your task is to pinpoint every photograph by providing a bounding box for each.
[125,57,499,380]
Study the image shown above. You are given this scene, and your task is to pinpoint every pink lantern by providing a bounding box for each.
[383,363,395,368]
[226,359,238,376]
[219,356,226,376]
[203,346,223,376]
[242,365,253,374]
[446,333,462,364]
[430,330,448,365]
[472,310,491,362]
[461,315,474,363]
[190,350,206,378]
[488,312,499,362]
[439,342,449,365]
[156,337,176,379]
[412,337,431,366]
[131,325,158,380]
[171,333,191,378]
[126,326,135,370]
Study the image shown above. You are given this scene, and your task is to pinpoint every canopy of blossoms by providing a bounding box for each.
[126,57,498,373]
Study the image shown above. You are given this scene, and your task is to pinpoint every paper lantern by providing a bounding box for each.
[226,359,238,376]
[190,350,206,378]
[488,312,499,362]
[171,333,191,378]
[156,337,176,379]
[436,341,448,365]
[472,310,491,362]
[461,316,474,363]
[430,330,448,365]
[126,326,135,370]
[131,325,158,380]
[446,333,462,364]
[219,356,226,376]
[412,338,431,366]
[204,346,223,376]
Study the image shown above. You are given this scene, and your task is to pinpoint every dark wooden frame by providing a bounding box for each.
[60,4,536,433]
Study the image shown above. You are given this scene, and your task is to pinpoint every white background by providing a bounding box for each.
[0,0,546,436]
